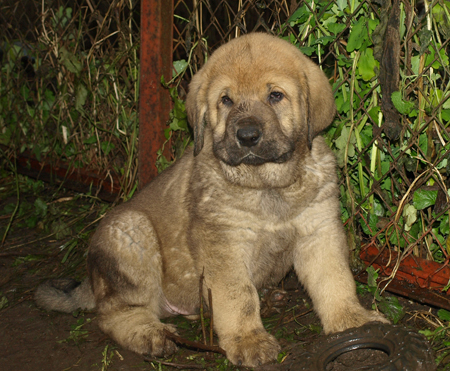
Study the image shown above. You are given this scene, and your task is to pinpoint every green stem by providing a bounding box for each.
[348,51,366,200]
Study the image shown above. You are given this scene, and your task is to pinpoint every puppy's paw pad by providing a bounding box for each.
[130,323,178,357]
[221,329,280,367]
[149,323,178,357]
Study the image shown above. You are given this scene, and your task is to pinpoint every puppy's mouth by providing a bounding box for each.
[239,151,293,166]
[215,147,294,167]
[213,132,296,167]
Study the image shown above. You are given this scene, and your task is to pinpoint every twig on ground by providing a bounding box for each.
[163,329,227,355]
[143,357,216,369]
[208,288,214,347]
[199,269,207,345]
[281,308,314,326]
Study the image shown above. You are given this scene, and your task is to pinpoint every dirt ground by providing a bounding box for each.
[0,176,442,371]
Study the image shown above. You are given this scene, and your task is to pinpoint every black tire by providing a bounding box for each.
[260,323,436,371]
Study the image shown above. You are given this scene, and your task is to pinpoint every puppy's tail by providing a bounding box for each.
[35,278,96,313]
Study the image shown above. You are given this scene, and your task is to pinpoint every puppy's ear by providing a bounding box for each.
[302,61,336,146]
[186,68,208,156]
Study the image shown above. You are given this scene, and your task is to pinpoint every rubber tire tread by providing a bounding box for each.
[279,323,436,371]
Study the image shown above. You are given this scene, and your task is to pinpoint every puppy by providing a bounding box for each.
[36,33,387,367]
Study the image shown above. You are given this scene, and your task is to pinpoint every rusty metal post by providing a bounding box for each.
[139,0,173,188]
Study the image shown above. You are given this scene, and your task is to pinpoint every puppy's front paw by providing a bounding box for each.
[323,306,389,334]
[220,329,280,367]
[126,322,178,357]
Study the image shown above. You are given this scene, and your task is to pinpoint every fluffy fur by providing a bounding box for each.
[35,33,387,367]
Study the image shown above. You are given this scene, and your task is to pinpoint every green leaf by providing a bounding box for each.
[308,324,322,334]
[164,127,172,140]
[402,204,417,231]
[83,136,97,145]
[391,91,415,115]
[381,177,391,191]
[418,29,433,55]
[368,106,381,125]
[419,132,428,155]
[389,226,406,248]
[336,0,347,12]
[358,48,378,81]
[277,352,288,363]
[335,126,355,150]
[34,198,48,217]
[287,5,308,25]
[440,215,449,235]
[51,220,71,240]
[411,55,420,75]
[299,46,316,56]
[368,19,379,33]
[442,109,450,121]
[378,296,405,324]
[0,295,8,310]
[373,200,385,217]
[172,59,188,77]
[433,2,450,38]
[360,213,378,236]
[336,54,352,68]
[43,89,56,110]
[438,308,450,321]
[0,127,12,146]
[413,189,438,210]
[444,98,450,110]
[59,46,82,74]
[313,35,335,46]
[419,328,437,339]
[101,141,115,156]
[366,265,379,288]
[327,23,346,35]
[75,83,88,111]
[347,18,366,52]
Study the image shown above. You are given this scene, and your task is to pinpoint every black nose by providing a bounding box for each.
[236,126,262,147]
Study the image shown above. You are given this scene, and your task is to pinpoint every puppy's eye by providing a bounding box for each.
[221,95,233,106]
[269,91,284,103]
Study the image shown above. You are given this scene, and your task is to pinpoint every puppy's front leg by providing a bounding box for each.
[201,263,280,367]
[293,200,388,333]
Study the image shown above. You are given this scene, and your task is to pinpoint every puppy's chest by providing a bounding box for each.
[241,221,296,252]
[238,221,296,286]
[195,185,308,250]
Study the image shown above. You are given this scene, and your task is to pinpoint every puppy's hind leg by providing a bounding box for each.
[89,210,177,356]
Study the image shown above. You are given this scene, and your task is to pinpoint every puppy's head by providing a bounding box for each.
[186,33,336,188]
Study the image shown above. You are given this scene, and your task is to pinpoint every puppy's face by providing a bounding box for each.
[186,33,336,188]
[211,73,302,168]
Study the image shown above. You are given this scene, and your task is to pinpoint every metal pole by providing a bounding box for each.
[138,0,174,187]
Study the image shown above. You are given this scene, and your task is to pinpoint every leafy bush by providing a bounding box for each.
[285,0,450,265]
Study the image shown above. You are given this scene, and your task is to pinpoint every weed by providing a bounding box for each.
[0,293,9,310]
[365,266,406,324]
[418,309,450,367]
[1,1,140,197]
[100,345,115,371]
[57,316,91,346]
[284,0,450,266]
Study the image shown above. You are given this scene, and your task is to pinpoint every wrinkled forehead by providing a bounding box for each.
[207,74,300,101]
[205,53,302,99]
